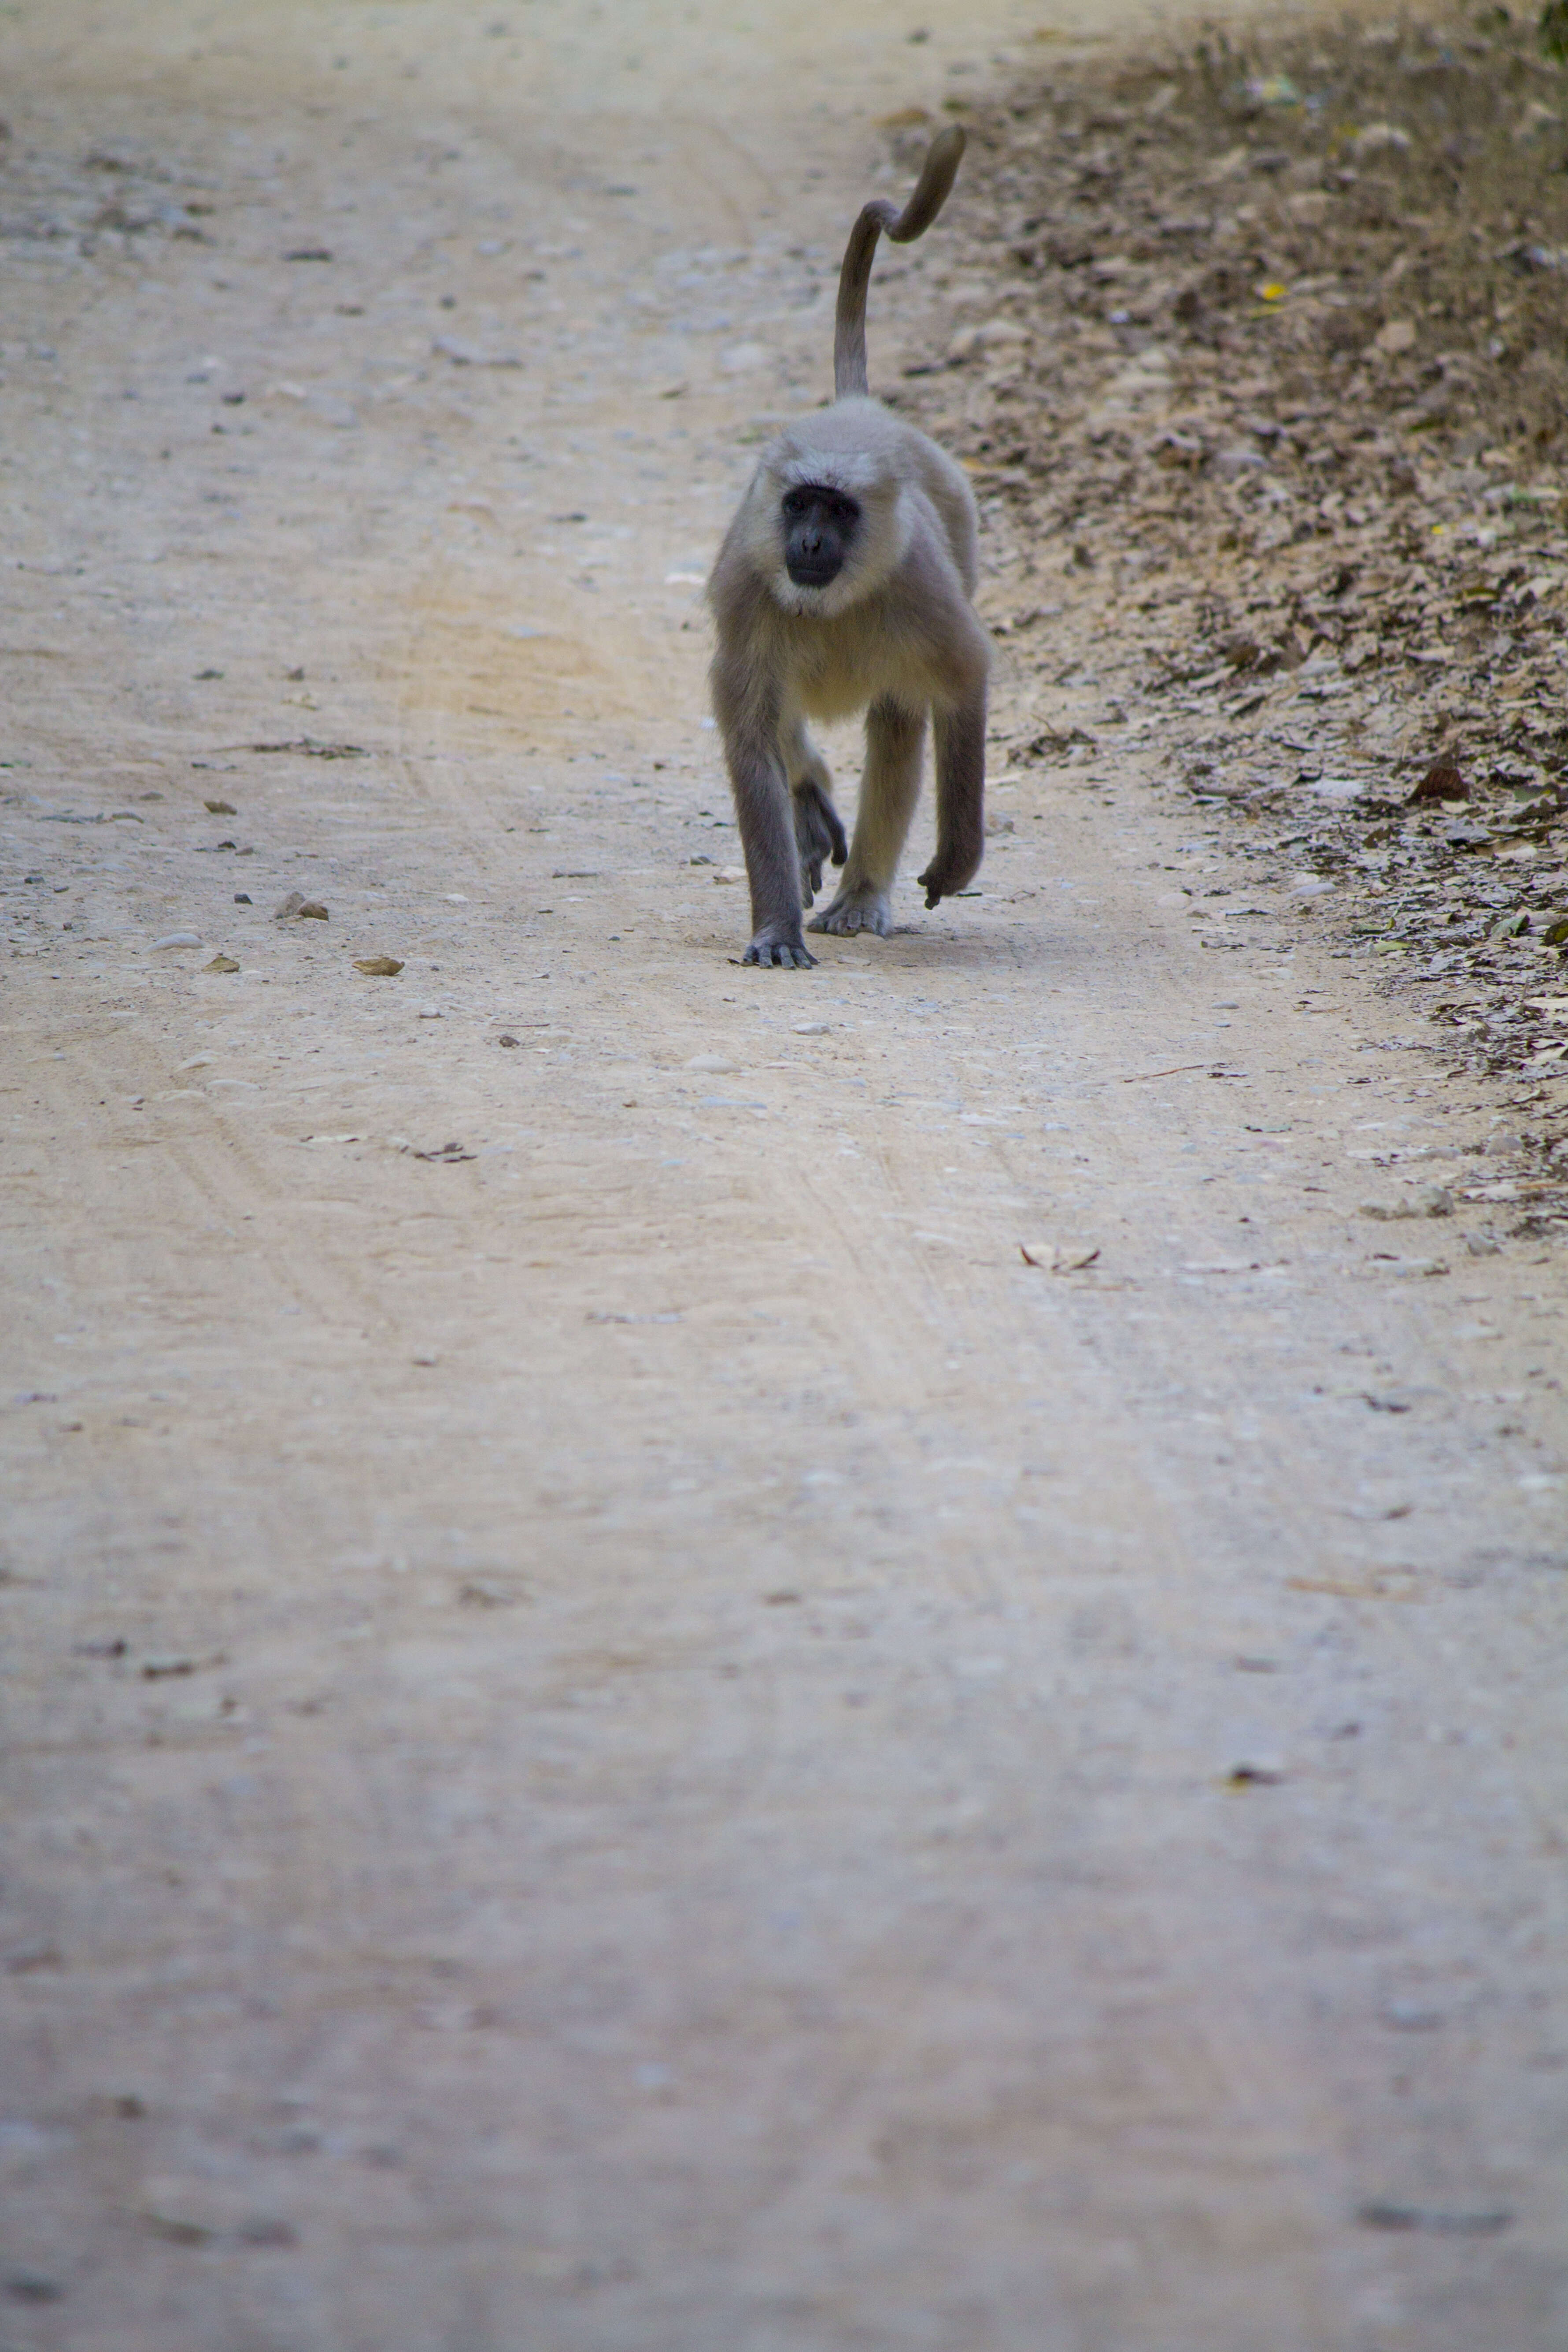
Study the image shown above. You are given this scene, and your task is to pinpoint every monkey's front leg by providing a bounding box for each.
[725,731,817,969]
[809,698,925,939]
[917,687,986,911]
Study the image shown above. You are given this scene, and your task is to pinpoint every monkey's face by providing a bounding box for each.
[781,484,861,591]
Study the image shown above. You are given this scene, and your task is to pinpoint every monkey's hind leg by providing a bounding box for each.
[783,719,847,906]
[809,698,925,939]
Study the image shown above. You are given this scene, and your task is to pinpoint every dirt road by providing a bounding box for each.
[2,4,1564,2348]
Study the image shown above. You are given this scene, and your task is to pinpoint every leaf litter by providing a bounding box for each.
[891,7,1568,1237]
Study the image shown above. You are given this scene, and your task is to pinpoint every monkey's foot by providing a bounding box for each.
[743,927,817,969]
[807,883,892,939]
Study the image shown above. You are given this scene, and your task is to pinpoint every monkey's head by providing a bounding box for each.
[751,407,912,617]
[781,484,860,591]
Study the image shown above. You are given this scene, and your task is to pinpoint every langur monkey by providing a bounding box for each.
[706,128,989,967]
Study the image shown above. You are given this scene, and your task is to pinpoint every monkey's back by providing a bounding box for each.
[890,416,979,599]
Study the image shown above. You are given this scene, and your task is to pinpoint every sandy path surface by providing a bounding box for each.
[1,5,1564,2348]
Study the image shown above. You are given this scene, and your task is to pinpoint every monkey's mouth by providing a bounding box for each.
[785,557,843,590]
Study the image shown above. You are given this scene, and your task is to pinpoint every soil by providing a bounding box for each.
[1,5,1565,2350]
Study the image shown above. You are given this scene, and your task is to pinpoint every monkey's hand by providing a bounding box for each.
[792,780,848,903]
[917,851,980,912]
[743,920,817,970]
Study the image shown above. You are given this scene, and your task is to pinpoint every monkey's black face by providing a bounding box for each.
[781,484,861,589]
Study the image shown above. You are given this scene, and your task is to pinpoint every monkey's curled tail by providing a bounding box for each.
[833,126,966,399]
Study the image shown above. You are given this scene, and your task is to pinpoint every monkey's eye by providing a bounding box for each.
[782,489,814,518]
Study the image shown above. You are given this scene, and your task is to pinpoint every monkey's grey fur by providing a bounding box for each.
[706,129,988,967]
